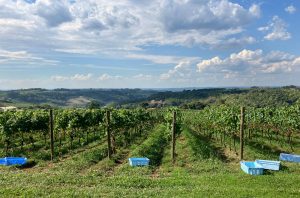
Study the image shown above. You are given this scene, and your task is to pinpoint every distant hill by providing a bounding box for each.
[0,88,158,108]
[142,86,300,109]
[0,86,299,108]
[221,87,300,107]
[147,88,247,100]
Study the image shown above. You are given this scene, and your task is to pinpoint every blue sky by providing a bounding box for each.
[0,0,299,89]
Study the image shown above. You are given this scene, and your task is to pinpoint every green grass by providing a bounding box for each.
[0,126,299,197]
[130,125,169,166]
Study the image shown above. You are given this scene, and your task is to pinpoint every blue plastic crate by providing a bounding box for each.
[255,159,280,171]
[0,158,6,165]
[240,161,264,175]
[128,157,150,166]
[0,157,27,166]
[279,153,300,163]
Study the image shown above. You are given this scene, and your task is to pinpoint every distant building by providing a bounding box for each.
[0,106,17,111]
[148,100,165,108]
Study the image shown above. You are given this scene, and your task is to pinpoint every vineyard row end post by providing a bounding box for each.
[106,110,112,159]
[172,111,176,164]
[240,106,245,160]
[49,109,54,161]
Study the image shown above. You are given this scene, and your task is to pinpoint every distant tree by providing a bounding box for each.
[106,102,118,108]
[181,101,206,110]
[86,100,102,109]
[27,104,53,109]
[283,85,298,89]
[140,102,149,108]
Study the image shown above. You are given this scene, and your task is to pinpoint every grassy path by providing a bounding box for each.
[113,124,169,177]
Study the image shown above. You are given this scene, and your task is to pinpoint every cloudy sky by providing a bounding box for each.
[0,0,299,89]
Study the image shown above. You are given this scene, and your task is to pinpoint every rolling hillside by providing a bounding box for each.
[0,86,300,108]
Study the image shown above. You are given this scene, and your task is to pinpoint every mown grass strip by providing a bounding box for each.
[130,124,170,166]
[85,131,152,176]
[183,127,228,162]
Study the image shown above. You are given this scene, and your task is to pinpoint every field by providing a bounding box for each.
[0,107,300,197]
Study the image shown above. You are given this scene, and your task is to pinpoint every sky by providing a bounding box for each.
[0,0,300,89]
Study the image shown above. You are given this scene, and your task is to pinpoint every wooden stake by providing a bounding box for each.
[240,107,245,160]
[49,109,54,161]
[171,111,176,164]
[106,110,112,159]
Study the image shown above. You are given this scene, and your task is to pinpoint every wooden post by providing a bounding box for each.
[49,109,54,161]
[171,111,176,164]
[106,110,112,159]
[240,107,245,160]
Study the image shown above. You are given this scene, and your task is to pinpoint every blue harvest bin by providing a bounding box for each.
[0,158,6,165]
[255,159,280,171]
[128,157,150,167]
[279,153,300,163]
[0,157,27,166]
[240,161,264,175]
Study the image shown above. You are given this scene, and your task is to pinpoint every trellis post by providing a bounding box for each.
[240,107,245,160]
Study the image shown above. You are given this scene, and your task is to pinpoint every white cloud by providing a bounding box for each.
[264,51,295,63]
[81,18,106,32]
[50,75,69,82]
[224,72,238,79]
[259,16,291,41]
[133,74,153,80]
[160,0,260,32]
[160,60,195,81]
[249,4,261,18]
[0,18,36,29]
[0,49,33,59]
[70,73,93,81]
[285,5,296,14]
[51,73,93,81]
[211,36,256,49]
[0,0,260,58]
[98,74,112,81]
[35,0,73,27]
[98,74,122,81]
[257,26,269,32]
[197,49,300,75]
[197,56,223,73]
[0,49,59,65]
[54,48,98,55]
[126,53,199,64]
[71,0,140,30]
[126,54,180,64]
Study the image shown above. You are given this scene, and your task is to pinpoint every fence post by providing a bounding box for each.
[240,107,245,160]
[49,109,54,161]
[106,110,112,159]
[171,111,176,164]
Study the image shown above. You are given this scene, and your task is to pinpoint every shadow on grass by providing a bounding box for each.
[263,170,275,175]
[279,164,289,172]
[262,164,288,175]
[247,140,285,158]
[19,160,37,169]
[136,137,168,167]
[184,128,229,162]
